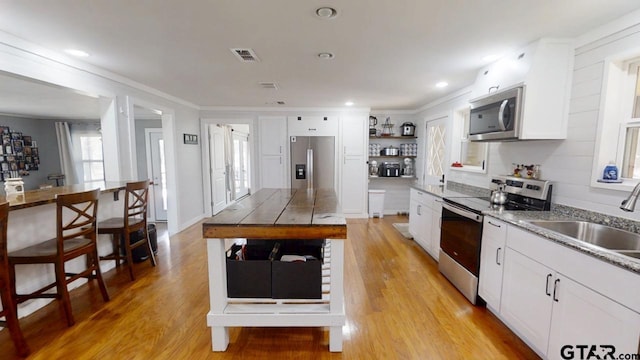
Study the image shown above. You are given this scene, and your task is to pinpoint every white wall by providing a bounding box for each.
[0,32,204,234]
[441,14,640,222]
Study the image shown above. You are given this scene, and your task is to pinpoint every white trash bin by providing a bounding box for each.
[368,189,385,218]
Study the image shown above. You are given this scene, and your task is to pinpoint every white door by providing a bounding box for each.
[232,131,250,198]
[209,125,227,214]
[423,116,448,185]
[148,130,167,221]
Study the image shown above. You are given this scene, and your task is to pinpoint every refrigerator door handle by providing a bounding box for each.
[307,148,314,190]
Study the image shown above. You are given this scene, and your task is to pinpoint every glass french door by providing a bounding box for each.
[232,132,250,198]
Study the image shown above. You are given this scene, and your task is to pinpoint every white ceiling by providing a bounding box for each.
[1,0,640,114]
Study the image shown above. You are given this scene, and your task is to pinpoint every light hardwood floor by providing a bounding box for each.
[0,216,539,359]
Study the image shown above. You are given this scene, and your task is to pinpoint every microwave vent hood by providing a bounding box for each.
[468,85,524,142]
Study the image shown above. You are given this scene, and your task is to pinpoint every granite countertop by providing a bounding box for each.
[410,182,490,198]
[3,181,132,210]
[411,180,640,274]
[483,209,640,275]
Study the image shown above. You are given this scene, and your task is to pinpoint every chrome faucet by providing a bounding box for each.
[620,182,640,212]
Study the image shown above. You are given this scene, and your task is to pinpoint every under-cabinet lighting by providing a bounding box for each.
[345,101,354,106]
[435,81,448,88]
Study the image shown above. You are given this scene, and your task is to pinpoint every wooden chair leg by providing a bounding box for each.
[0,282,30,357]
[112,234,122,265]
[54,260,74,326]
[123,232,136,281]
[91,250,110,302]
[145,230,156,267]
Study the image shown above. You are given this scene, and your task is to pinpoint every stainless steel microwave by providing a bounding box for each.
[468,85,524,141]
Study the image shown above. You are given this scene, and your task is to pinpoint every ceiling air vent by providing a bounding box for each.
[258,82,278,90]
[231,48,260,62]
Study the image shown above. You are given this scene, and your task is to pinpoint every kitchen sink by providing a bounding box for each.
[526,220,640,251]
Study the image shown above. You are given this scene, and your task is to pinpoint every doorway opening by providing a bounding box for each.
[207,123,252,215]
[134,105,167,222]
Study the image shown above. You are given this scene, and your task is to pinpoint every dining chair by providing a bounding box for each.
[98,180,156,281]
[8,188,109,327]
[0,201,30,357]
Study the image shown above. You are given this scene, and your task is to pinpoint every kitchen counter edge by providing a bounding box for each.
[483,210,640,275]
[3,181,133,211]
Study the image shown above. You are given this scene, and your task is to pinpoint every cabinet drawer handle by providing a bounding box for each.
[417,204,421,216]
[488,221,501,228]
[495,247,502,265]
[545,274,552,296]
[309,128,317,131]
[553,278,560,302]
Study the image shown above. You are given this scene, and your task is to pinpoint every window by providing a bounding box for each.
[70,124,105,183]
[450,106,488,173]
[621,61,640,178]
[79,134,104,182]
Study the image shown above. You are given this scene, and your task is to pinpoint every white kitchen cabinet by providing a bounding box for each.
[498,224,640,359]
[260,156,286,189]
[478,218,507,311]
[501,248,555,355]
[259,116,287,188]
[409,188,439,260]
[409,189,430,251]
[340,115,367,216]
[428,197,442,260]
[547,275,640,360]
[288,116,339,137]
[471,38,574,140]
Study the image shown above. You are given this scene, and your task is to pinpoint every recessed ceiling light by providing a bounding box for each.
[65,49,90,57]
[345,101,354,106]
[435,81,448,88]
[315,7,338,19]
[318,52,335,59]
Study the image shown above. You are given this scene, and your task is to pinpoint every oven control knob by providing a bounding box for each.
[526,184,540,190]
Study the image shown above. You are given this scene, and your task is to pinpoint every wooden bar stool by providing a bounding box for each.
[7,188,109,327]
[0,202,30,357]
[98,180,156,281]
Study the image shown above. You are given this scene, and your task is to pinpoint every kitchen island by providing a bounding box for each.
[202,188,347,352]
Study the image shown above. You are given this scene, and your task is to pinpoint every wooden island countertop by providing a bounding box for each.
[3,181,133,210]
[202,188,347,240]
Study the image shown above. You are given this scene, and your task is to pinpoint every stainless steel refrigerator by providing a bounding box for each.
[290,136,335,190]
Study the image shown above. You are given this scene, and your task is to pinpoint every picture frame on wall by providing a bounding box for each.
[0,126,40,181]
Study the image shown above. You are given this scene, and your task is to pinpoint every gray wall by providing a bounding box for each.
[0,115,63,190]
[135,118,162,180]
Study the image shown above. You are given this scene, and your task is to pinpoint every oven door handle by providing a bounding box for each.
[442,202,482,223]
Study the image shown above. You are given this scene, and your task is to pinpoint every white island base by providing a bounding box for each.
[205,238,345,352]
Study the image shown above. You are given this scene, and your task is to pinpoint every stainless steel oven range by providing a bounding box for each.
[438,176,552,304]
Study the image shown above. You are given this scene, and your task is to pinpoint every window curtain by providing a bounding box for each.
[223,125,236,201]
[54,122,79,185]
